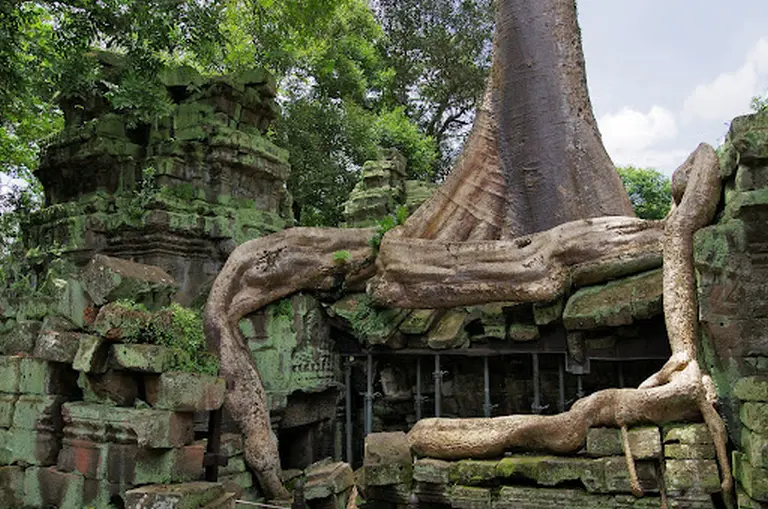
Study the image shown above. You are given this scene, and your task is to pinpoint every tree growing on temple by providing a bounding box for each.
[204,0,732,501]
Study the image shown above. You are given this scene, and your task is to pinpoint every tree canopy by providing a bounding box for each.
[616,166,672,220]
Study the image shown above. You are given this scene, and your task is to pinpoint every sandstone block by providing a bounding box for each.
[363,432,412,487]
[62,402,194,448]
[18,357,78,395]
[0,466,23,507]
[0,356,21,392]
[145,371,226,412]
[743,428,768,469]
[446,485,491,509]
[33,326,82,364]
[735,451,768,502]
[304,461,354,500]
[23,466,85,509]
[413,458,452,484]
[0,320,41,355]
[427,311,468,349]
[742,402,768,433]
[78,370,139,406]
[664,459,721,496]
[125,482,224,509]
[603,457,658,493]
[0,428,59,466]
[12,394,66,432]
[664,443,716,460]
[72,335,109,374]
[736,377,768,402]
[80,254,178,310]
[111,344,173,373]
[586,426,661,459]
[0,394,17,427]
[496,455,605,493]
[663,423,713,445]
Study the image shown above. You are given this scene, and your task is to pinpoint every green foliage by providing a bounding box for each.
[752,91,768,113]
[369,204,409,253]
[373,107,437,181]
[110,300,219,375]
[333,250,352,265]
[617,166,672,220]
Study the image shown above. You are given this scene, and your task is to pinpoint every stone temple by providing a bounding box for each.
[1,56,768,509]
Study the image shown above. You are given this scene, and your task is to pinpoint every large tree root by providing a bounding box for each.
[204,228,376,500]
[405,144,733,500]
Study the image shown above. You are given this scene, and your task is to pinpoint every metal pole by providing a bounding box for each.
[434,354,442,417]
[558,357,565,413]
[365,353,373,436]
[483,357,492,417]
[532,353,542,414]
[577,374,585,399]
[415,357,423,421]
[618,362,625,388]
[344,357,353,464]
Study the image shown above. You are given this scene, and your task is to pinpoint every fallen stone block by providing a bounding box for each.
[80,254,178,310]
[125,481,224,509]
[304,461,354,500]
[79,370,139,406]
[145,371,226,412]
[33,324,82,364]
[72,335,110,374]
[363,432,413,487]
[62,402,194,448]
[111,343,173,373]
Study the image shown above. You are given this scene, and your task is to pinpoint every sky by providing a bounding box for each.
[578,0,768,176]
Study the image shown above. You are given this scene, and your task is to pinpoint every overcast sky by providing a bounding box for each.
[578,0,768,176]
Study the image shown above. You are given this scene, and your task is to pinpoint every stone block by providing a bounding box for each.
[602,457,658,493]
[363,431,412,487]
[446,485,491,509]
[80,254,178,310]
[586,426,661,459]
[450,460,498,486]
[414,458,452,484]
[737,486,768,509]
[664,443,716,459]
[33,326,82,364]
[428,311,469,349]
[743,428,768,469]
[496,455,605,493]
[729,112,768,162]
[62,402,194,448]
[662,423,712,445]
[12,394,66,432]
[0,428,59,465]
[18,357,78,395]
[0,356,21,393]
[533,298,564,326]
[111,343,173,372]
[736,377,768,402]
[125,482,225,509]
[220,455,246,476]
[399,309,442,335]
[50,277,92,328]
[23,466,85,509]
[220,471,255,499]
[145,371,226,412]
[72,335,110,374]
[78,370,139,406]
[0,466,23,507]
[0,394,17,428]
[304,461,354,500]
[664,459,721,496]
[0,320,41,355]
[219,433,243,458]
[507,323,540,342]
[742,402,768,433]
[735,451,768,502]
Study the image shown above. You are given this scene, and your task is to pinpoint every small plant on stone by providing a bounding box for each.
[369,204,409,253]
[333,249,351,265]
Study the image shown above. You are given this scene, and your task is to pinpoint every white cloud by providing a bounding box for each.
[683,37,768,122]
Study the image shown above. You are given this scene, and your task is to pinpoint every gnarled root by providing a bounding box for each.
[204,228,376,499]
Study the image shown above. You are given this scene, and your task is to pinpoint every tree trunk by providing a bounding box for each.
[401,0,633,242]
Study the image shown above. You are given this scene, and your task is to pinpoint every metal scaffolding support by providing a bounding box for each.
[415,357,425,421]
[483,357,492,417]
[577,374,585,399]
[618,362,625,388]
[364,353,374,436]
[558,357,566,413]
[434,354,445,417]
[344,357,353,465]
[531,353,545,414]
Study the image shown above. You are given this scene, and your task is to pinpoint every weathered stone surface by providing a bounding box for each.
[80,254,178,310]
[0,428,59,465]
[12,394,65,432]
[72,334,109,373]
[446,485,492,509]
[497,455,605,493]
[664,443,716,460]
[533,298,564,326]
[399,309,442,335]
[735,377,768,402]
[0,394,16,428]
[742,428,768,469]
[586,426,661,459]
[304,461,354,500]
[145,371,225,412]
[742,402,768,433]
[19,357,78,395]
[0,320,41,355]
[79,370,139,406]
[23,466,86,509]
[507,323,540,342]
[328,294,408,345]
[603,457,658,494]
[33,320,82,363]
[413,458,452,484]
[50,277,92,328]
[111,344,173,372]
[729,111,768,162]
[451,459,499,486]
[563,269,662,330]
[664,459,721,495]
[428,310,469,349]
[125,482,224,509]
[0,466,24,508]
[662,423,712,445]
[363,432,413,487]
[62,402,194,448]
